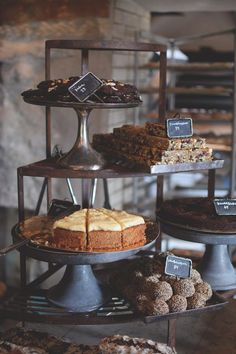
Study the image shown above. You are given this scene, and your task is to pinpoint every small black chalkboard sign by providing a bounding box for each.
[166,118,193,138]
[68,72,103,102]
[48,199,81,218]
[165,255,192,278]
[214,199,236,216]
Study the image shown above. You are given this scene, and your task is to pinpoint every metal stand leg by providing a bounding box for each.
[167,319,177,348]
[20,253,27,288]
[103,179,111,209]
[197,244,236,290]
[208,169,215,198]
[47,265,108,312]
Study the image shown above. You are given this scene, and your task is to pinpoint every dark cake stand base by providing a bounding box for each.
[160,219,236,291]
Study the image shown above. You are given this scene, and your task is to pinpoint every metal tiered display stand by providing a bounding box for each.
[0,40,226,349]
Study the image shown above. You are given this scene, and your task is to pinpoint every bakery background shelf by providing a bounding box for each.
[0,288,226,326]
[140,62,234,72]
[139,86,233,96]
[18,158,224,179]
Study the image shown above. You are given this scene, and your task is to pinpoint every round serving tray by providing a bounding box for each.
[23,97,141,109]
[158,217,236,244]
[12,222,159,265]
[158,217,236,290]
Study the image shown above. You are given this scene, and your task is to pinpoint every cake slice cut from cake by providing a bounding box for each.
[100,208,146,249]
[53,209,87,251]
[87,209,122,251]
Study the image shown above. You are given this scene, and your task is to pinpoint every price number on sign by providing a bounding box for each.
[165,255,192,278]
[68,72,103,102]
[166,118,193,138]
[214,199,236,216]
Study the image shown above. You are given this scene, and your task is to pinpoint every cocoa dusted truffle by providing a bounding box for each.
[190,269,203,285]
[133,270,144,288]
[160,274,179,287]
[168,295,187,312]
[195,281,212,301]
[135,293,150,313]
[145,280,173,301]
[141,258,157,276]
[187,293,206,309]
[173,278,195,298]
[146,299,169,316]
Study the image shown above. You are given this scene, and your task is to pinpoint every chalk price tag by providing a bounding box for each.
[166,118,193,138]
[68,72,103,102]
[214,199,236,216]
[48,199,80,218]
[165,255,192,278]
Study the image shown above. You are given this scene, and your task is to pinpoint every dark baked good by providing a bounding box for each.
[21,77,142,104]
[0,340,46,353]
[190,269,203,285]
[168,295,187,312]
[158,197,236,232]
[160,275,179,287]
[187,293,206,309]
[172,279,195,298]
[144,280,173,301]
[0,328,99,354]
[195,282,212,301]
[146,299,170,316]
[99,335,177,354]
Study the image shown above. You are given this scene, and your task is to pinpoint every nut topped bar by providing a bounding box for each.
[93,122,213,167]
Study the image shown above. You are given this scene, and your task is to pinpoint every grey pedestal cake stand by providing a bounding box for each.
[159,219,236,291]
[12,224,158,312]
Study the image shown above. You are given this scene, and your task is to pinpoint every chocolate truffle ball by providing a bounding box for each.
[190,269,203,285]
[160,274,179,287]
[133,270,144,288]
[187,293,206,309]
[135,293,150,314]
[173,279,195,298]
[168,295,187,312]
[145,280,173,301]
[145,299,169,316]
[195,281,212,301]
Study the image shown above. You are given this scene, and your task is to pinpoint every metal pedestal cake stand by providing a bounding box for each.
[23,98,140,171]
[160,219,236,291]
[12,224,158,312]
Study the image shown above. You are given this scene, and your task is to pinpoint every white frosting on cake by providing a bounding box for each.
[99,208,145,229]
[53,208,145,233]
[88,209,121,232]
[53,209,87,232]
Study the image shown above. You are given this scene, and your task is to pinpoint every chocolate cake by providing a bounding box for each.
[53,208,147,252]
[21,77,142,104]
[158,197,236,232]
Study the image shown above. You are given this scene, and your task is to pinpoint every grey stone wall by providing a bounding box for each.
[0,0,150,212]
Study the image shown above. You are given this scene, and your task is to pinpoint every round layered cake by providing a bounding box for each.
[158,197,236,232]
[53,208,147,252]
